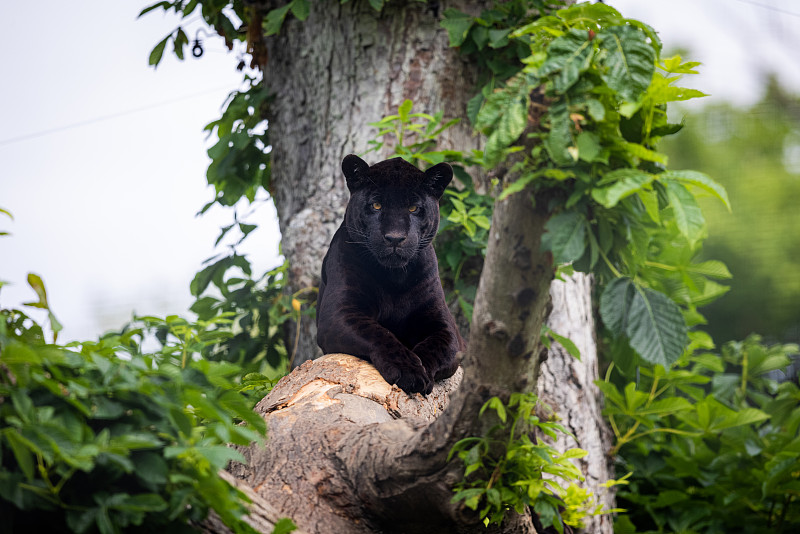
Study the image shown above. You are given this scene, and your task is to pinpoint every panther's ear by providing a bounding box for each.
[342,154,371,192]
[423,162,453,200]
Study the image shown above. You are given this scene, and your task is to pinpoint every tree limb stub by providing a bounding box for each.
[228,354,468,533]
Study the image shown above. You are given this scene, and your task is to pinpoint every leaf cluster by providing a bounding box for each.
[0,276,271,533]
[603,335,800,533]
[449,393,614,532]
[445,2,731,371]
[189,250,293,376]
[202,79,272,211]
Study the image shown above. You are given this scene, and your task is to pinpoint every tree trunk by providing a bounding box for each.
[542,274,615,534]
[235,1,616,532]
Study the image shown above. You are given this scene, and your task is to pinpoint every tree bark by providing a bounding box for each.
[231,1,617,532]
[542,274,615,534]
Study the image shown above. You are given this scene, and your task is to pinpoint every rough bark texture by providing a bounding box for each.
[541,274,615,534]
[265,0,487,368]
[228,354,468,534]
[196,471,308,534]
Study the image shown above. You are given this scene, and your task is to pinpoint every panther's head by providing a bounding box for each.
[341,154,453,269]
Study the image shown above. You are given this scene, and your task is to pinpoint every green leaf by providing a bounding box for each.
[627,285,689,367]
[539,29,594,93]
[484,93,527,167]
[585,99,605,121]
[665,180,705,244]
[576,131,602,163]
[265,3,292,36]
[367,0,384,11]
[290,0,310,21]
[547,328,581,360]
[591,169,653,208]
[273,518,298,534]
[614,515,637,534]
[398,99,413,123]
[596,25,656,102]
[112,493,168,512]
[595,380,625,409]
[133,453,169,485]
[195,445,246,470]
[545,99,575,166]
[622,142,668,165]
[4,430,35,480]
[638,189,660,223]
[600,277,637,337]
[497,98,527,147]
[661,54,700,74]
[441,9,473,47]
[173,27,188,60]
[601,278,688,366]
[466,92,484,126]
[542,211,588,265]
[138,2,171,18]
[652,489,688,508]
[639,397,692,415]
[660,170,731,211]
[686,260,732,279]
[148,35,170,67]
[24,273,50,309]
[647,73,708,105]
[488,29,511,49]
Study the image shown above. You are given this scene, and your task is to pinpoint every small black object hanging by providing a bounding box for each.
[192,39,204,58]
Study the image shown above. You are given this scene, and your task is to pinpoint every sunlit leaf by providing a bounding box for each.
[660,170,731,211]
[539,29,594,93]
[665,180,706,244]
[591,169,653,208]
[596,25,656,102]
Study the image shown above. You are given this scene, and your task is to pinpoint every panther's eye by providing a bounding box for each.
[408,206,418,213]
[372,202,382,210]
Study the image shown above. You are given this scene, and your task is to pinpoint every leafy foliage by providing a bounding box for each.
[443,1,730,371]
[0,274,271,533]
[202,78,272,210]
[141,2,307,379]
[449,393,618,532]
[603,335,800,533]
[660,80,800,344]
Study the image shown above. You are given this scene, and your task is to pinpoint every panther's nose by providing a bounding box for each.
[384,233,406,246]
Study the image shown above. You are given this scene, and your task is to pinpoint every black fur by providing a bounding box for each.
[316,155,464,394]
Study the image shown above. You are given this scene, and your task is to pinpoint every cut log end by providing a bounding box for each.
[257,353,464,422]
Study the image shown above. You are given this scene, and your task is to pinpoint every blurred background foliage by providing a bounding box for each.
[662,78,800,347]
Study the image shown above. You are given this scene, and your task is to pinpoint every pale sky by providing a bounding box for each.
[1,0,799,342]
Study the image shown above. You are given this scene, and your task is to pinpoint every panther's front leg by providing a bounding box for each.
[412,325,461,387]
[317,311,432,394]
